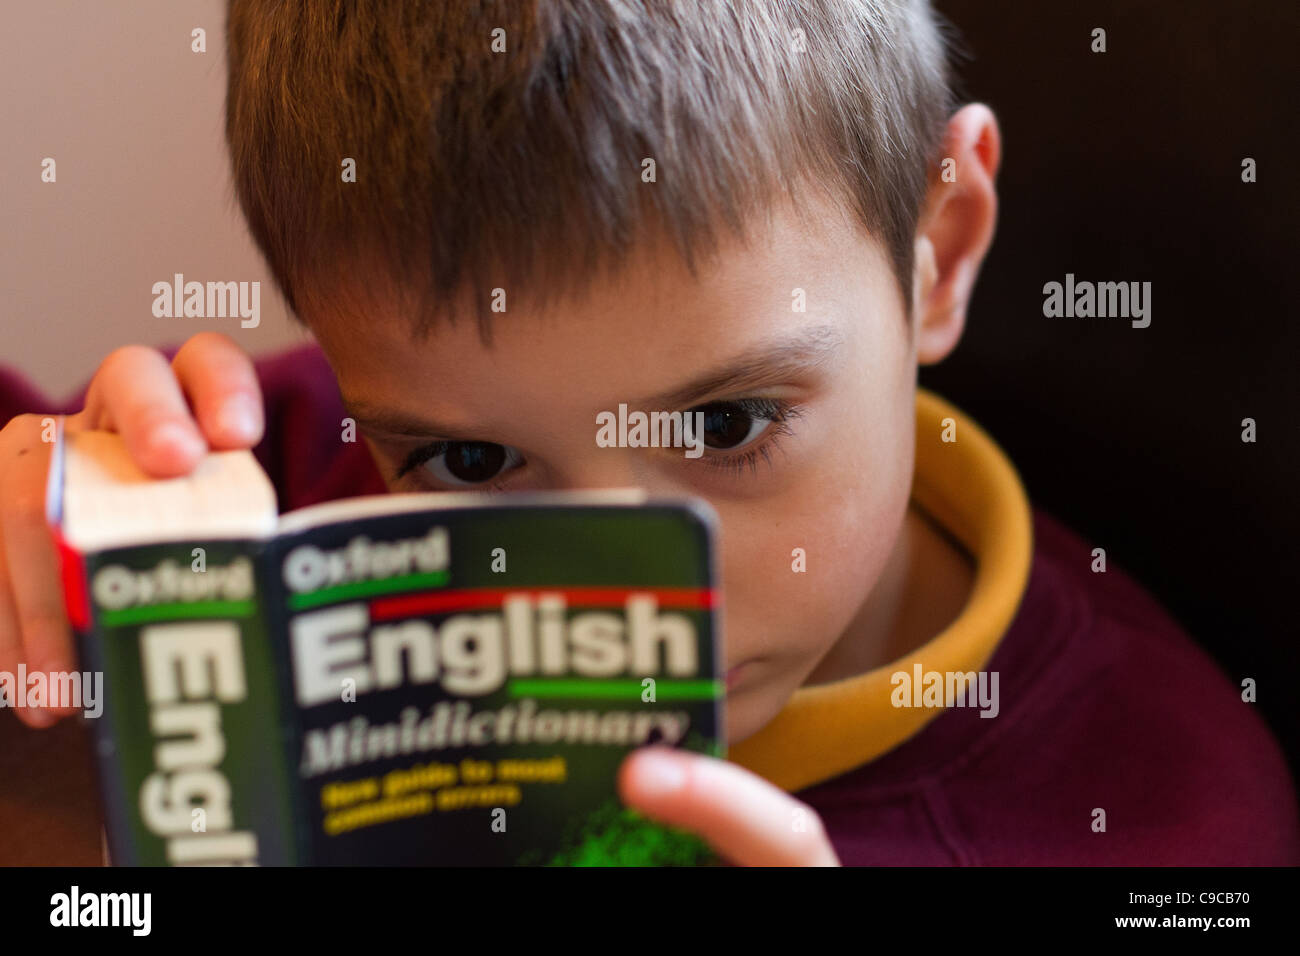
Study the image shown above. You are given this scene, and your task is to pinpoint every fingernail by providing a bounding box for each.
[148,421,203,459]
[217,395,260,441]
[633,749,687,798]
[26,707,56,728]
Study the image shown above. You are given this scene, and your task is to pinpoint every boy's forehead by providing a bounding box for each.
[313,198,893,429]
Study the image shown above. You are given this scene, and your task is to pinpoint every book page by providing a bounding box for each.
[57,430,278,552]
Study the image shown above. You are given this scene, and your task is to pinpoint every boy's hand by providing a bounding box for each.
[619,746,841,866]
[0,332,262,729]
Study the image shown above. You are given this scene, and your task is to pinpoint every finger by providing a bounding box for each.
[0,428,76,727]
[0,515,27,722]
[0,418,64,728]
[83,346,207,477]
[618,747,840,866]
[171,332,264,449]
[0,424,28,673]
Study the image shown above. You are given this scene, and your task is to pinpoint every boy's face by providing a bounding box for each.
[309,194,919,743]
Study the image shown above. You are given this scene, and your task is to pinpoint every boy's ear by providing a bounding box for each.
[911,104,1001,365]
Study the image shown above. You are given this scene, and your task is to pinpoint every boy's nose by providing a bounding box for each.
[545,447,650,493]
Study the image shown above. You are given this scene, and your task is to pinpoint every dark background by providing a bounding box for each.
[925,1,1298,781]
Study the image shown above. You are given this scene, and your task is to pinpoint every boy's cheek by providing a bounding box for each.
[716,415,912,673]
[717,479,894,657]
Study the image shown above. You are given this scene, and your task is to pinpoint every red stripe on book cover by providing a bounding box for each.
[370,586,718,621]
[52,530,90,631]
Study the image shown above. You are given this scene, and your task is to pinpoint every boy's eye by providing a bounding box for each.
[395,396,797,486]
[693,399,781,451]
[420,441,523,486]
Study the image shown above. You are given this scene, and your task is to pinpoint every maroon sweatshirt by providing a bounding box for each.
[5,344,1297,865]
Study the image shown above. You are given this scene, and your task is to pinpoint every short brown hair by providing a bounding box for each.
[225,0,954,334]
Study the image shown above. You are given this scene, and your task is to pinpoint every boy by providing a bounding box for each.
[1,0,1295,865]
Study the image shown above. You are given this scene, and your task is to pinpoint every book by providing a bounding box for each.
[46,425,724,866]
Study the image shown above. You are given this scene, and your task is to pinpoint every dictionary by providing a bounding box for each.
[47,426,723,866]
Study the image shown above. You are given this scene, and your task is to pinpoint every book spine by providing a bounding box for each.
[64,537,301,866]
[55,531,135,866]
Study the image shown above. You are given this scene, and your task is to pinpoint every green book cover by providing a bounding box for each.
[48,428,724,866]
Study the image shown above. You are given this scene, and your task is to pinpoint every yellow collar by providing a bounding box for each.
[728,389,1034,792]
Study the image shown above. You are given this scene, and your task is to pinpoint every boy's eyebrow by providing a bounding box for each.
[641,323,845,410]
[341,400,484,440]
[343,323,845,438]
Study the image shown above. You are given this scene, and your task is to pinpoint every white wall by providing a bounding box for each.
[1,0,311,400]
